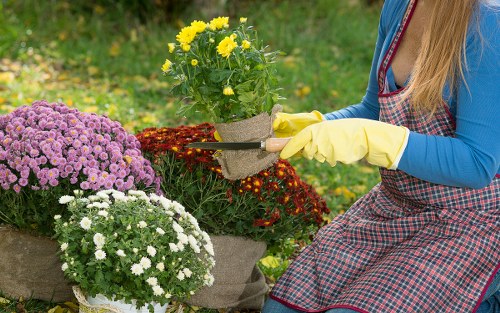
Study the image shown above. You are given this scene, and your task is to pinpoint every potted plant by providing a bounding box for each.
[162,17,285,179]
[135,123,329,309]
[54,189,215,313]
[0,100,161,302]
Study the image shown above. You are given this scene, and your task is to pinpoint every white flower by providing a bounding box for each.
[59,195,75,204]
[147,246,157,257]
[133,248,139,254]
[73,189,83,196]
[172,222,184,233]
[131,263,144,275]
[156,227,165,235]
[88,195,101,202]
[126,224,132,230]
[204,273,215,286]
[116,249,126,257]
[188,235,200,253]
[99,202,110,209]
[146,277,158,286]
[204,242,215,256]
[169,243,179,252]
[140,257,151,269]
[183,268,192,278]
[177,270,185,281]
[60,243,68,252]
[177,242,185,251]
[80,217,92,230]
[137,221,147,228]
[54,215,62,220]
[159,197,172,209]
[164,293,172,299]
[97,210,108,217]
[61,262,68,271]
[156,262,165,271]
[95,249,106,260]
[152,285,164,296]
[93,233,106,247]
[177,233,189,244]
[96,191,110,200]
[171,201,185,214]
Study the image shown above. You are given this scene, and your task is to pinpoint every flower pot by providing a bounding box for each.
[214,104,282,180]
[186,235,268,310]
[0,225,73,302]
[73,286,168,313]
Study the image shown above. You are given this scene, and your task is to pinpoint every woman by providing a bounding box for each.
[264,0,499,312]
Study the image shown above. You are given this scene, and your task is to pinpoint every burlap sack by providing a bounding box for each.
[186,235,268,310]
[0,225,73,302]
[215,105,282,180]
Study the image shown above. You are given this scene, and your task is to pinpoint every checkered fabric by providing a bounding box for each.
[269,0,500,312]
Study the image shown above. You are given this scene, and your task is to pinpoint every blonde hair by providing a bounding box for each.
[403,0,478,115]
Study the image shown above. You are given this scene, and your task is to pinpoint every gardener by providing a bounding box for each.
[263,0,500,312]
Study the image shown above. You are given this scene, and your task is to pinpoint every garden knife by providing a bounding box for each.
[187,137,291,153]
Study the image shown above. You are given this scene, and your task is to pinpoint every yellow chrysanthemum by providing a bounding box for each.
[230,33,237,40]
[217,36,237,58]
[176,26,197,44]
[168,43,176,53]
[190,20,207,33]
[191,59,198,66]
[223,86,234,96]
[180,43,191,52]
[209,16,229,31]
[241,40,251,49]
[161,59,172,72]
[240,17,247,23]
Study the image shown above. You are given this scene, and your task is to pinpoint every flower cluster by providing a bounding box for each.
[54,190,215,308]
[162,17,282,123]
[0,100,161,235]
[136,123,330,245]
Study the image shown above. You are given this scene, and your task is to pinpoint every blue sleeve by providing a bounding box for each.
[398,5,500,189]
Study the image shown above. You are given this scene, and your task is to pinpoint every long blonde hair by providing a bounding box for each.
[403,0,478,115]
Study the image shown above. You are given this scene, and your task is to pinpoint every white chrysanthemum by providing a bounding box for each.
[128,190,147,197]
[131,263,144,275]
[88,195,101,202]
[126,224,132,230]
[204,273,215,286]
[137,221,147,228]
[133,248,139,254]
[149,193,161,202]
[168,243,179,252]
[146,277,158,286]
[171,201,185,214]
[93,233,106,247]
[54,215,62,220]
[59,195,75,204]
[116,249,126,257]
[95,249,106,260]
[80,217,92,230]
[152,285,164,296]
[156,227,165,235]
[164,293,172,299]
[147,246,157,257]
[140,257,152,269]
[188,235,200,253]
[201,231,211,243]
[96,191,110,199]
[156,262,165,271]
[172,222,184,234]
[183,268,192,278]
[61,262,69,271]
[97,210,108,217]
[159,197,172,209]
[113,193,127,202]
[60,243,69,252]
[177,242,185,251]
[99,202,110,209]
[73,189,84,196]
[177,233,189,244]
[177,270,185,281]
[204,242,215,256]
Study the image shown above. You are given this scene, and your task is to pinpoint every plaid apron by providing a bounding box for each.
[269,1,500,312]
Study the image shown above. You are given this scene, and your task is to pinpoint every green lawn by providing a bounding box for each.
[0,0,382,311]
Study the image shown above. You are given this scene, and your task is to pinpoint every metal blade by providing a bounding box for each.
[186,141,262,150]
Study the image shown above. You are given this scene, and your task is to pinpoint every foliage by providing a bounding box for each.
[0,100,160,235]
[136,123,330,245]
[54,189,215,310]
[162,16,283,123]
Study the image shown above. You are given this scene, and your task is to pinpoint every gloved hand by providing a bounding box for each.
[272,110,324,138]
[280,118,410,169]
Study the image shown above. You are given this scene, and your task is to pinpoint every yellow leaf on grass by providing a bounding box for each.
[0,297,10,304]
[260,255,280,269]
[87,66,99,76]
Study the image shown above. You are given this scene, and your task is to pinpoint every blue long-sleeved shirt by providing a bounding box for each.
[324,0,500,189]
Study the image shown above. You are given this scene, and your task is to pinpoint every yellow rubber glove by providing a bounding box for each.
[272,110,324,138]
[280,118,410,169]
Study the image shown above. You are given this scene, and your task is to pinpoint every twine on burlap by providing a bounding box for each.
[214,105,282,180]
[73,286,123,313]
[0,225,73,302]
[186,235,268,310]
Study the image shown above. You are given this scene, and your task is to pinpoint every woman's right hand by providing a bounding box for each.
[272,110,324,137]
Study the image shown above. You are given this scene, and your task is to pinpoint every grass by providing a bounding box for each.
[0,0,382,311]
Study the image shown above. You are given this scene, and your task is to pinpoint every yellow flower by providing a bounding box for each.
[190,20,207,33]
[209,16,229,30]
[176,26,197,44]
[223,86,234,96]
[191,59,198,66]
[240,17,247,23]
[161,59,172,72]
[230,33,237,40]
[217,36,237,58]
[241,40,251,49]
[168,43,176,53]
[180,43,191,52]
